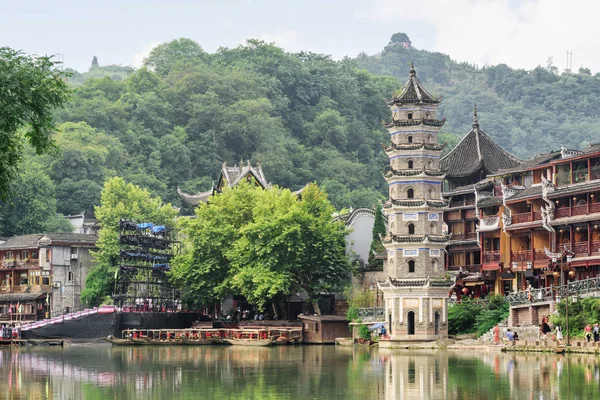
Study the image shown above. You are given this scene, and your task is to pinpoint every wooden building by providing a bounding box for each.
[298,315,350,344]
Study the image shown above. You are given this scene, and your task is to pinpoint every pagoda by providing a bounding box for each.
[378,64,454,345]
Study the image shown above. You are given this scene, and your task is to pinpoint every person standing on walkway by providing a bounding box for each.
[493,324,500,345]
[585,323,593,342]
[555,326,563,344]
[593,323,599,342]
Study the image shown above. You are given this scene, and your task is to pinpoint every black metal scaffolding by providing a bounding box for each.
[114,219,180,311]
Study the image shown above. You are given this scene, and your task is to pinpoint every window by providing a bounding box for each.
[408,260,415,273]
[428,188,435,199]
[407,136,413,143]
[407,188,415,199]
[315,323,320,333]
[407,160,414,169]
[46,249,51,263]
[22,250,29,260]
[407,112,413,120]
[68,271,73,282]
[42,270,50,285]
[6,251,13,260]
[425,112,430,119]
[427,134,432,142]
[408,223,415,234]
[432,259,439,272]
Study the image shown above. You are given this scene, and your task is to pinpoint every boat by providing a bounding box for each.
[555,346,566,354]
[103,335,137,346]
[222,337,277,346]
[181,336,220,345]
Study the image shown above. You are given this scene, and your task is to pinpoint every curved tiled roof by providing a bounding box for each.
[387,64,441,106]
[440,109,520,178]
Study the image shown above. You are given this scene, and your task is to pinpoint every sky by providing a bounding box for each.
[2,0,598,74]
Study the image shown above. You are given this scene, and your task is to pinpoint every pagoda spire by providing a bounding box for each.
[472,104,479,129]
[410,62,416,76]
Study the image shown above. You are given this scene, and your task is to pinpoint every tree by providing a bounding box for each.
[0,162,71,236]
[366,203,386,270]
[81,177,178,306]
[389,33,412,47]
[0,47,70,200]
[144,38,209,76]
[171,182,353,314]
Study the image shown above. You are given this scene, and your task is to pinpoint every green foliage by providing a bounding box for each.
[0,47,70,200]
[366,203,386,270]
[80,177,178,306]
[170,182,352,313]
[346,306,359,321]
[448,295,509,336]
[389,33,411,47]
[357,324,371,340]
[0,162,70,236]
[552,297,600,338]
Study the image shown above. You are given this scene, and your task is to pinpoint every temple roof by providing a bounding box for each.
[387,63,441,106]
[178,161,271,206]
[0,233,97,250]
[440,108,520,179]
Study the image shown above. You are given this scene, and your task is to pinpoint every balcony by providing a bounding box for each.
[572,204,587,216]
[451,233,465,241]
[533,211,542,221]
[512,250,532,262]
[512,212,533,224]
[534,250,549,261]
[573,241,589,255]
[592,241,600,253]
[1,259,39,268]
[554,207,570,219]
[0,284,51,293]
[466,232,478,240]
[465,264,481,273]
[465,209,477,219]
[483,251,500,263]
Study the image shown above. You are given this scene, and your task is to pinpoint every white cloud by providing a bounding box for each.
[359,0,600,73]
[131,40,161,68]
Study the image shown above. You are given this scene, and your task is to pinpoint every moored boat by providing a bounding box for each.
[104,335,137,346]
[222,337,277,346]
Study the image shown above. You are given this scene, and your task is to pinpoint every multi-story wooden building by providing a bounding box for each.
[440,109,520,298]
[0,233,97,324]
[377,65,453,344]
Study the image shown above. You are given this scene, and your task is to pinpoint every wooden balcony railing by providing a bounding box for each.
[534,250,549,261]
[533,211,542,221]
[451,233,465,241]
[465,264,481,273]
[465,209,477,219]
[466,232,478,240]
[449,201,464,208]
[512,250,532,262]
[555,208,570,219]
[512,212,533,224]
[592,241,600,253]
[572,205,588,216]
[483,251,500,263]
[574,241,589,255]
[591,203,600,214]
[1,259,39,268]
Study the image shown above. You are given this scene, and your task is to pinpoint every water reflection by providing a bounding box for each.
[1,345,599,399]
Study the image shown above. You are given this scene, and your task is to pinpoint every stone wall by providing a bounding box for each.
[509,301,555,328]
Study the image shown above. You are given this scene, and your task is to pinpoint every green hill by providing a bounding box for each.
[4,35,600,235]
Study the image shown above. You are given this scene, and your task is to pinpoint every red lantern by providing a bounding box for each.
[462,287,469,295]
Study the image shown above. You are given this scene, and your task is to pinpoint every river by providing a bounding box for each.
[1,344,599,399]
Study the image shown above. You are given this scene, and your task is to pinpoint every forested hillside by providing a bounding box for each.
[356,34,600,158]
[3,35,600,235]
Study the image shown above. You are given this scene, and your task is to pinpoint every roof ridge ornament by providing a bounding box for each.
[472,104,479,129]
[410,62,416,76]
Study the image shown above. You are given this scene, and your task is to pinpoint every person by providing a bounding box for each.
[258,313,264,321]
[254,313,259,321]
[540,318,551,336]
[556,325,563,344]
[380,325,387,338]
[493,324,500,345]
[513,331,519,342]
[505,329,515,345]
[593,323,599,343]
[585,323,593,342]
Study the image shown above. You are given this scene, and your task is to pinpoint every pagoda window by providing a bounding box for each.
[425,112,430,119]
[407,112,413,120]
[407,188,415,199]
[427,134,432,143]
[408,223,415,234]
[407,160,414,169]
[432,259,439,272]
[428,187,435,199]
[408,260,415,273]
[407,136,413,143]
[428,160,433,168]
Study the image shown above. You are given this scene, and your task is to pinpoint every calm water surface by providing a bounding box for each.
[1,344,599,399]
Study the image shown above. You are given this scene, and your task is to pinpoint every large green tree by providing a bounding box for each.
[170,182,353,314]
[0,47,70,200]
[81,177,178,306]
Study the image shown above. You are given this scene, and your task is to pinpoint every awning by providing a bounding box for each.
[465,281,484,286]
[524,270,535,278]
[500,272,515,280]
[0,292,45,302]
[369,322,385,330]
